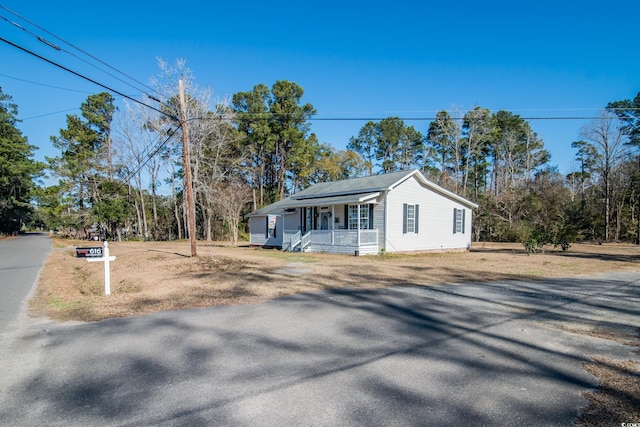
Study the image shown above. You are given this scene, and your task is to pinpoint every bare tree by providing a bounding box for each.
[579,111,629,241]
[151,59,245,241]
[212,180,252,245]
[113,103,152,239]
[150,59,215,239]
[196,102,244,240]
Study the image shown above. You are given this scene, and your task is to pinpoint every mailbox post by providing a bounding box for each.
[85,242,116,296]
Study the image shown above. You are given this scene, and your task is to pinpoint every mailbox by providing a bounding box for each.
[75,247,103,258]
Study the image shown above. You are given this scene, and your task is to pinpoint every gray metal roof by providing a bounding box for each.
[247,198,291,217]
[248,169,478,217]
[290,170,415,199]
[247,192,380,217]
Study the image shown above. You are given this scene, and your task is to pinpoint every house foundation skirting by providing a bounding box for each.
[305,244,379,256]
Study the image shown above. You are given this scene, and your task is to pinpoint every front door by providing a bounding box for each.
[320,212,330,230]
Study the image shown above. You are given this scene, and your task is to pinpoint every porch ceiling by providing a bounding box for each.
[283,192,380,209]
[248,192,380,217]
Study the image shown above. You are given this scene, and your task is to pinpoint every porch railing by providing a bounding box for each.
[301,231,312,250]
[310,229,378,247]
[283,230,313,251]
[283,229,378,249]
[288,230,301,251]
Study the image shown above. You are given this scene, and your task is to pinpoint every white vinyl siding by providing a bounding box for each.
[250,215,284,246]
[249,210,299,247]
[249,216,267,245]
[384,174,472,252]
[373,199,385,250]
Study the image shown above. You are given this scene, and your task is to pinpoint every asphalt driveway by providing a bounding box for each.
[0,270,638,426]
[0,233,51,331]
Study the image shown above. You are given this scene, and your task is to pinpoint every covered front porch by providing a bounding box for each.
[281,192,381,256]
[283,228,379,255]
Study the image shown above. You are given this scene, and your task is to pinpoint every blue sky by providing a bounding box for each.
[1,0,639,176]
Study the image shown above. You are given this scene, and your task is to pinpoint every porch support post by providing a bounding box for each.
[357,204,361,247]
[331,205,335,245]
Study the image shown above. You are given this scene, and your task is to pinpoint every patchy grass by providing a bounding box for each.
[552,326,640,426]
[31,240,640,323]
[576,355,640,426]
[48,297,96,322]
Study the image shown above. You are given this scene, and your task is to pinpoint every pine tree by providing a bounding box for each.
[0,88,42,234]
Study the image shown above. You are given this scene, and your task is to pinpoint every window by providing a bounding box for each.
[360,205,369,229]
[406,205,415,233]
[305,208,313,232]
[348,204,370,230]
[348,205,358,230]
[266,215,277,238]
[402,203,419,234]
[453,208,465,234]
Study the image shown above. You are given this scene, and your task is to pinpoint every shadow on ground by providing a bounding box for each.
[1,272,639,426]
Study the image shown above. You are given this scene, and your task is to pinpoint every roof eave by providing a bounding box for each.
[291,188,387,200]
[406,170,479,209]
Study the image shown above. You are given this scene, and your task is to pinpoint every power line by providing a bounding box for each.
[0,5,165,102]
[0,12,161,102]
[122,127,180,185]
[0,35,179,122]
[0,72,95,93]
[21,107,79,121]
[0,16,183,186]
[4,8,637,126]
[208,114,606,122]
[308,116,604,121]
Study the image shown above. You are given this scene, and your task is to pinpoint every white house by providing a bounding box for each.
[248,169,478,255]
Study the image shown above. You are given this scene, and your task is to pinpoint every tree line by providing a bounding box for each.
[1,61,639,248]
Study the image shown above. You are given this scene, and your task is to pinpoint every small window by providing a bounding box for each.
[406,205,415,233]
[305,208,313,232]
[453,208,465,234]
[403,203,419,234]
[266,215,277,238]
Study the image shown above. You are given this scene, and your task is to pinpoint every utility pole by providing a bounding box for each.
[178,79,197,257]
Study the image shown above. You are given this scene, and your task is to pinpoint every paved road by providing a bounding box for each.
[0,267,638,426]
[0,233,51,332]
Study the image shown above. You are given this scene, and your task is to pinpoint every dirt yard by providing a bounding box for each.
[30,239,640,322]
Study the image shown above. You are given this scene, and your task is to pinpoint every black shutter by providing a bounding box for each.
[415,204,419,234]
[344,205,348,229]
[265,217,269,238]
[369,204,374,229]
[462,209,466,233]
[403,203,408,234]
[453,208,457,234]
